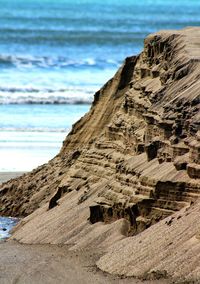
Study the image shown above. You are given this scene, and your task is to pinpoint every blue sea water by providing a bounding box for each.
[0,0,200,172]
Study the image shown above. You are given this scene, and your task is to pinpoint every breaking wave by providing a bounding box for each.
[0,54,120,69]
[0,87,95,104]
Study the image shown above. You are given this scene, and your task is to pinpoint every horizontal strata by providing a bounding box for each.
[0,27,200,282]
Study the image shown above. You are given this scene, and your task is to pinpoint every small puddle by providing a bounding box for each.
[0,216,19,240]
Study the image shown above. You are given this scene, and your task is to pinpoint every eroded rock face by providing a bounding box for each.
[0,28,199,243]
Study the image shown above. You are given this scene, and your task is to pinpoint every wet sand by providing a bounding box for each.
[0,172,26,184]
[0,240,151,284]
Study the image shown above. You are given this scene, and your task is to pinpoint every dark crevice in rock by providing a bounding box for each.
[48,188,62,210]
[118,56,138,90]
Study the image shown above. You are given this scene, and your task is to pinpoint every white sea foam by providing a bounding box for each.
[0,217,19,239]
[0,89,95,104]
[0,54,120,69]
[0,127,68,132]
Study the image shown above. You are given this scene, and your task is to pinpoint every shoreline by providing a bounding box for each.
[0,172,26,184]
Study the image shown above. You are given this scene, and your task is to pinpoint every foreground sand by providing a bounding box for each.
[0,240,168,284]
[0,173,166,284]
[0,240,114,284]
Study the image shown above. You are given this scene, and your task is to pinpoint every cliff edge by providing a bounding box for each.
[0,27,200,282]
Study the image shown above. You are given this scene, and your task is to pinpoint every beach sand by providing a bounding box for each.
[0,240,170,284]
[0,172,168,284]
[0,240,121,284]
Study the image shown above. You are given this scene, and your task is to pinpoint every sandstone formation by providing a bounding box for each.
[0,27,200,282]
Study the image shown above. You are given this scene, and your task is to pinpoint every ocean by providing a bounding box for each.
[0,0,200,172]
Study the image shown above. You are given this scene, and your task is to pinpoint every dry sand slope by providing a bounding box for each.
[0,27,200,283]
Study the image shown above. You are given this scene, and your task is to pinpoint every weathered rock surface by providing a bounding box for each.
[0,27,200,282]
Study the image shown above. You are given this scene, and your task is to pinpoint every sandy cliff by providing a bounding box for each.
[0,27,200,282]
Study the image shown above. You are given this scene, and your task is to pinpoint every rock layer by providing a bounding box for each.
[0,27,200,282]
